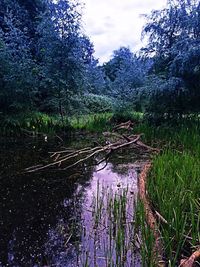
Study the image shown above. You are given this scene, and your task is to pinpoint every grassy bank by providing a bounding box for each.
[135,120,200,266]
[0,111,142,136]
[0,112,111,136]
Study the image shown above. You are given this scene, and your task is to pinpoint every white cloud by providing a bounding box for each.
[82,0,167,63]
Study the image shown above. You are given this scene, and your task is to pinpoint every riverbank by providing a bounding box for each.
[0,111,144,136]
[0,113,199,266]
[135,120,200,266]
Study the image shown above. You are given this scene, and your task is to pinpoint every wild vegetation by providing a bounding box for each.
[135,120,200,266]
[0,0,200,266]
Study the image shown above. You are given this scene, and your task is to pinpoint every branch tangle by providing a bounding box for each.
[25,133,159,173]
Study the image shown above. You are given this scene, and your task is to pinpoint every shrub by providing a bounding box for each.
[82,94,115,114]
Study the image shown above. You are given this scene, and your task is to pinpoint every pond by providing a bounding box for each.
[0,137,144,267]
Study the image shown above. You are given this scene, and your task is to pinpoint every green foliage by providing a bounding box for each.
[144,77,187,124]
[0,0,106,118]
[70,113,112,132]
[142,0,200,118]
[0,112,71,135]
[135,200,156,267]
[111,102,143,123]
[149,151,200,265]
[82,94,115,114]
[103,47,148,105]
[135,119,200,266]
[66,94,115,116]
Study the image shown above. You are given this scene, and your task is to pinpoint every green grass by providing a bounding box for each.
[0,112,71,136]
[135,200,156,267]
[111,110,143,123]
[0,111,143,136]
[0,112,112,136]
[79,184,138,267]
[135,119,200,266]
[70,111,144,132]
[70,112,113,132]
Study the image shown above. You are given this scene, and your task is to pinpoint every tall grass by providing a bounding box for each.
[1,112,114,136]
[1,110,144,136]
[70,112,113,132]
[135,119,200,266]
[135,200,156,267]
[0,112,71,136]
[79,184,140,267]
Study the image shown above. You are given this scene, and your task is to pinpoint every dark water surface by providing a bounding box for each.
[0,137,142,267]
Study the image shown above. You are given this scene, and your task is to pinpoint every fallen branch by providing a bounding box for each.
[25,132,156,173]
[155,212,194,242]
[25,146,103,173]
[63,135,141,170]
[179,249,200,267]
[155,210,168,224]
[136,140,160,153]
[24,123,160,173]
[113,120,134,131]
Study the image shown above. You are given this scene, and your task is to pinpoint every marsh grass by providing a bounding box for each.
[70,112,113,132]
[111,111,143,124]
[1,110,144,136]
[1,112,114,136]
[135,118,200,266]
[135,200,156,267]
[79,183,140,267]
[0,112,71,136]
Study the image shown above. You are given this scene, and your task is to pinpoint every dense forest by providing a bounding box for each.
[0,0,199,123]
[0,0,200,267]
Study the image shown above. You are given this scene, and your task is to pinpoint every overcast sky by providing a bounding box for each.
[82,0,167,63]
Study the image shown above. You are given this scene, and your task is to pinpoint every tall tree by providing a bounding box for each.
[0,17,37,113]
[142,0,200,114]
[0,0,47,37]
[103,47,147,104]
[35,0,95,115]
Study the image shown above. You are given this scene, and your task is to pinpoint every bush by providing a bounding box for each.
[111,102,143,124]
[82,94,115,114]
[144,77,188,125]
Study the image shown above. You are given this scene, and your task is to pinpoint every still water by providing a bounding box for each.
[0,137,142,267]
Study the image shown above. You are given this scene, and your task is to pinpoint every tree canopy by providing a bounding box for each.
[0,0,199,121]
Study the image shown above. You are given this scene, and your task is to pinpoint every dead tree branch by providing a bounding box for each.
[113,120,134,131]
[179,249,200,267]
[25,131,158,173]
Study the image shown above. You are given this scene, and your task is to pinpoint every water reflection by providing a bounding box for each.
[0,138,141,267]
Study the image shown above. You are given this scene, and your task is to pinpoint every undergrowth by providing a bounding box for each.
[0,112,71,136]
[135,118,200,266]
[0,111,143,136]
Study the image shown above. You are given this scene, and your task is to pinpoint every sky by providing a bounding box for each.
[82,0,167,63]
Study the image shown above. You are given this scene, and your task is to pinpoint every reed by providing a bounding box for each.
[135,118,200,266]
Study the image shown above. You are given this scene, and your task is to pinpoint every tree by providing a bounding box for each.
[142,0,200,116]
[0,0,117,117]
[0,0,47,38]
[103,47,147,108]
[35,0,97,116]
[142,0,199,55]
[0,13,39,114]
